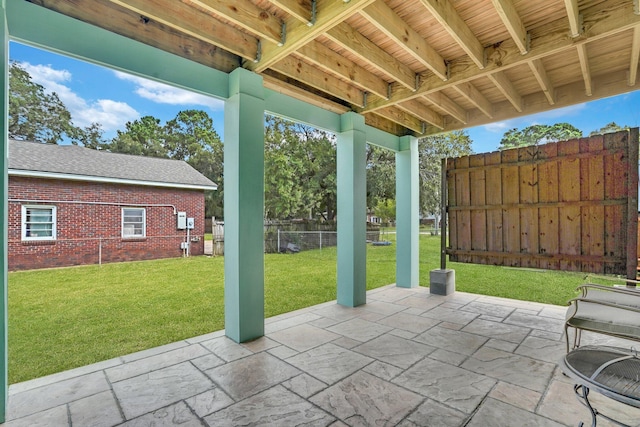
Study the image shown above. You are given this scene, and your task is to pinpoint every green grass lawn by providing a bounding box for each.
[8,235,606,383]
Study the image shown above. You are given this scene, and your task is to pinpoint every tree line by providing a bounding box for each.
[10,60,628,223]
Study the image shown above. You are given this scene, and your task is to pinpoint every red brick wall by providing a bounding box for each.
[8,177,208,271]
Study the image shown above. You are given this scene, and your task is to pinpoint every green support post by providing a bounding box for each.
[337,112,367,307]
[395,136,419,288]
[0,4,8,421]
[224,68,265,343]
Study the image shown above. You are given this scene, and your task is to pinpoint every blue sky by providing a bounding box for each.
[10,41,640,153]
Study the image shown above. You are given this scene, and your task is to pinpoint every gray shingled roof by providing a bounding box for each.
[8,139,217,190]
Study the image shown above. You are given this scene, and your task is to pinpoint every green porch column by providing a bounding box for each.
[396,136,419,288]
[224,68,265,343]
[0,3,8,422]
[337,112,367,307]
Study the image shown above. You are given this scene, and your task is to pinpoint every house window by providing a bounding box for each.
[22,205,56,241]
[122,207,146,238]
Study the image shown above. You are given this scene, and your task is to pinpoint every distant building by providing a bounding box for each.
[8,140,217,270]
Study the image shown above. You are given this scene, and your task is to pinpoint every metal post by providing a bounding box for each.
[319,231,322,251]
[277,229,280,253]
[440,158,447,270]
[99,238,102,266]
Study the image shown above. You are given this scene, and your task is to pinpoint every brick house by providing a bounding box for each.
[8,140,217,271]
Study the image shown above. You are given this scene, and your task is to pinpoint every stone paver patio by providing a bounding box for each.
[4,284,640,426]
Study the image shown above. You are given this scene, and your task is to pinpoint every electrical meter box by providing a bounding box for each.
[187,218,195,230]
[177,212,187,229]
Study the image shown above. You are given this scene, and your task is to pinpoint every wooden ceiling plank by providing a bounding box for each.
[375,106,424,134]
[452,82,493,118]
[360,0,447,80]
[528,59,555,105]
[248,0,376,72]
[576,44,593,96]
[108,0,257,60]
[32,0,240,72]
[397,99,444,129]
[630,27,640,86]
[362,2,640,113]
[418,0,485,69]
[271,56,366,107]
[326,23,416,91]
[423,92,468,124]
[186,0,283,46]
[296,41,389,99]
[563,0,581,37]
[267,0,313,25]
[490,0,528,54]
[487,71,523,112]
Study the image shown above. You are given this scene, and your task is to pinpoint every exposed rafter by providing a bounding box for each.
[375,107,424,134]
[563,0,581,37]
[488,71,522,112]
[576,44,592,96]
[528,59,555,104]
[490,0,528,54]
[108,0,258,60]
[296,41,389,99]
[418,0,485,69]
[326,23,417,91]
[186,0,283,45]
[266,0,313,25]
[423,92,467,124]
[246,0,376,72]
[359,0,448,80]
[452,82,493,118]
[397,99,444,129]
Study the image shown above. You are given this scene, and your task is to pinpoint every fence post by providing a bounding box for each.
[319,231,322,251]
[277,229,280,253]
[99,238,102,266]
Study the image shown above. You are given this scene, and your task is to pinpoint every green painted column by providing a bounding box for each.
[0,4,8,422]
[224,68,265,343]
[396,136,419,288]
[337,112,367,307]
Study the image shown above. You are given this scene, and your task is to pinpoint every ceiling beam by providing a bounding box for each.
[397,99,444,129]
[576,44,592,96]
[490,0,528,54]
[359,0,448,80]
[423,92,467,124]
[361,2,640,112]
[108,0,258,60]
[374,106,424,134]
[186,0,283,46]
[271,55,366,107]
[247,0,376,72]
[418,0,485,69]
[528,59,555,104]
[630,26,640,86]
[296,41,389,99]
[29,0,241,72]
[326,23,417,91]
[563,0,581,37]
[266,0,313,25]
[262,73,350,115]
[487,71,522,112]
[452,82,493,118]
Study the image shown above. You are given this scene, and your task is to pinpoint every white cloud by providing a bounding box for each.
[21,62,139,131]
[483,121,513,133]
[482,103,588,133]
[114,71,223,110]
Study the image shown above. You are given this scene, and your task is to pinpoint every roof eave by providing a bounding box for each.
[8,169,218,191]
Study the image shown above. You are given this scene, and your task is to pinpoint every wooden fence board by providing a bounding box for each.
[446,129,638,277]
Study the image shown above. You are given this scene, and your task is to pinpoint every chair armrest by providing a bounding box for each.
[576,283,640,298]
[567,297,640,314]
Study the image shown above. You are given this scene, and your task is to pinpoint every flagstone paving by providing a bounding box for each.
[4,284,640,426]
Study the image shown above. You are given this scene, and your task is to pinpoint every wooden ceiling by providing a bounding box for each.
[27,0,640,137]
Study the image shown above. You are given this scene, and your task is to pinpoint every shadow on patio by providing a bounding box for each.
[4,284,640,426]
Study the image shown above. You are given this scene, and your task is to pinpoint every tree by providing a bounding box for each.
[590,122,628,136]
[108,116,167,157]
[419,131,473,222]
[8,61,76,144]
[366,146,396,212]
[499,123,582,150]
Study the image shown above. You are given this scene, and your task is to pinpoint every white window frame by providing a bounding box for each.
[21,205,57,241]
[122,207,146,238]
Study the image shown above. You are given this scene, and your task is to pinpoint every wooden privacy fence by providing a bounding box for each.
[446,129,639,278]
